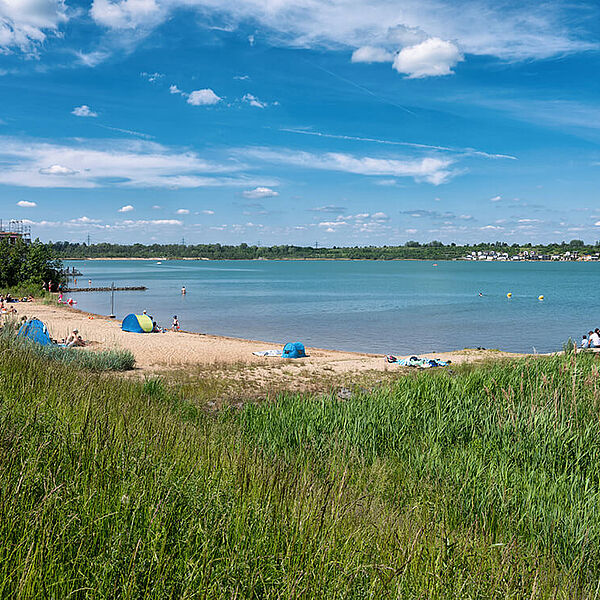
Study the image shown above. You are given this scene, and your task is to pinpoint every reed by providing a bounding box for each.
[0,338,599,598]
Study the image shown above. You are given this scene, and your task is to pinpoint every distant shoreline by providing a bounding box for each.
[62,257,582,263]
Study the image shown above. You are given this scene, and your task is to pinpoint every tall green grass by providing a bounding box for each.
[1,338,599,597]
[1,322,135,371]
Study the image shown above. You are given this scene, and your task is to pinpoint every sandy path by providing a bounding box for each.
[10,300,525,375]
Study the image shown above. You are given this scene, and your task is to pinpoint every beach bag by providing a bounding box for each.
[282,342,306,359]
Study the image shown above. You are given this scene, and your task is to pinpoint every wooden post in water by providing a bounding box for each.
[109,282,115,319]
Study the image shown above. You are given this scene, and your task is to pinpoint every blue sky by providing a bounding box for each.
[1,0,600,245]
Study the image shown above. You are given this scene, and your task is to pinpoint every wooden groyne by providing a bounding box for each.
[63,286,147,292]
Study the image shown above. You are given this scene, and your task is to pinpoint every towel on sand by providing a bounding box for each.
[252,350,281,357]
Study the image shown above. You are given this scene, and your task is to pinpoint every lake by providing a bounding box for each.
[63,259,600,355]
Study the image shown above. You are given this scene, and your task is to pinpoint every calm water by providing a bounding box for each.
[63,260,600,355]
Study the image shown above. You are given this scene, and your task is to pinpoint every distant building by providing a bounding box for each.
[0,220,31,245]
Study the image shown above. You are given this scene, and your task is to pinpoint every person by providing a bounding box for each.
[478,292,483,297]
[181,286,186,295]
[88,279,92,287]
[47,281,52,292]
[582,334,590,349]
[589,330,600,348]
[172,315,180,331]
[66,329,85,347]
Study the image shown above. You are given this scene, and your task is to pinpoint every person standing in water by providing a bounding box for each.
[181,286,186,295]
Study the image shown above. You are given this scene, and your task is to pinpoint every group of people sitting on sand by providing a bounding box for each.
[142,310,180,332]
[0,294,34,315]
[581,329,600,348]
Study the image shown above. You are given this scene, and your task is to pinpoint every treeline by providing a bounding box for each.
[50,239,600,260]
[0,239,63,289]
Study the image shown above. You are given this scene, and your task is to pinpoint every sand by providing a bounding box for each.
[7,300,527,379]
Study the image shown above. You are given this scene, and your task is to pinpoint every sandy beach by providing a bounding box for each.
[8,300,526,381]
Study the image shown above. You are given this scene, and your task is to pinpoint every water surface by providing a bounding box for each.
[63,259,600,355]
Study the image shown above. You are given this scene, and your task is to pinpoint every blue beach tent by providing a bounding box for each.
[17,318,53,346]
[122,313,153,333]
[282,342,306,359]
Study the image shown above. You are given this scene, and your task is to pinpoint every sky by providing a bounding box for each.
[1,0,600,245]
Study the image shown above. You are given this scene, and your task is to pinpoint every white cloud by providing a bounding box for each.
[152,204,161,209]
[243,147,456,185]
[480,225,503,230]
[141,71,163,82]
[0,136,270,189]
[17,200,36,207]
[187,89,221,106]
[90,0,165,30]
[176,208,189,214]
[88,1,596,63]
[243,186,279,199]
[118,204,134,212]
[75,50,111,67]
[169,84,182,94]
[393,37,463,78]
[0,0,68,55]
[242,93,267,108]
[234,74,250,80]
[490,195,502,202]
[72,105,98,118]
[118,219,182,226]
[71,216,100,223]
[201,209,214,214]
[351,46,394,63]
[39,164,77,175]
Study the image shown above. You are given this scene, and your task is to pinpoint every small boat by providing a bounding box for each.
[156,261,162,265]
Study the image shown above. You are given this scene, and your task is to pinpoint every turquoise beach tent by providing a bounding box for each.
[17,318,53,346]
[122,313,153,333]
[282,342,306,359]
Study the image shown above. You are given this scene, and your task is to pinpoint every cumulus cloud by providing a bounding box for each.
[176,208,189,214]
[393,37,463,78]
[242,93,267,108]
[351,46,394,63]
[243,186,279,199]
[72,105,98,117]
[39,164,78,175]
[187,89,221,106]
[118,204,134,212]
[0,0,68,55]
[243,147,456,185]
[169,84,182,94]
[317,211,391,234]
[17,200,36,207]
[71,216,100,223]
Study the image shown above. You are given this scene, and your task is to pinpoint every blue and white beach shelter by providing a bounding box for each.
[282,342,306,358]
[17,318,53,346]
[121,313,154,333]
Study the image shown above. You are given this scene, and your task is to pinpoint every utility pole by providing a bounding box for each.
[86,233,91,246]
[109,282,115,319]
